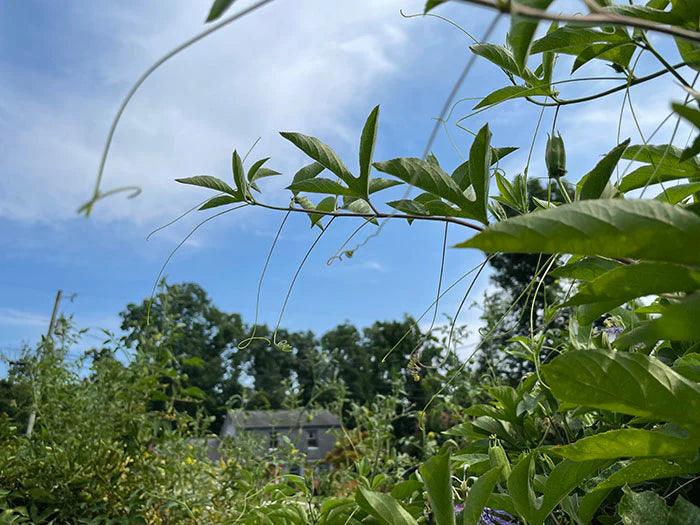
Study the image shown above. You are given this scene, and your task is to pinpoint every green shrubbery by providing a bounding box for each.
[5,0,700,523]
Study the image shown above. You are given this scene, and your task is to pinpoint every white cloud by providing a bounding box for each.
[0,0,424,225]
[0,308,49,328]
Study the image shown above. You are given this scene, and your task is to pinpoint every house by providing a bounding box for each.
[220,408,341,463]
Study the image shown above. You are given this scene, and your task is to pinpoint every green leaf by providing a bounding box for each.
[654,182,700,204]
[676,39,700,73]
[507,453,537,524]
[673,102,700,129]
[232,150,247,198]
[669,496,700,525]
[387,199,430,218]
[419,453,455,525]
[617,488,669,525]
[531,26,632,55]
[424,0,447,13]
[247,157,270,182]
[674,353,700,382]
[474,85,550,109]
[571,41,635,73]
[310,196,336,227]
[468,124,492,224]
[291,162,325,189]
[280,132,356,189]
[359,106,380,197]
[619,165,694,193]
[373,158,472,212]
[355,488,418,525]
[206,0,236,22]
[551,429,699,461]
[457,200,700,266]
[294,195,324,229]
[577,139,630,200]
[175,176,239,197]
[550,257,620,281]
[623,144,700,169]
[536,459,605,523]
[542,349,700,428]
[181,356,205,368]
[577,488,612,524]
[616,293,700,345]
[368,178,402,194]
[565,262,700,307]
[453,147,518,190]
[508,0,555,72]
[199,195,240,210]
[287,178,354,196]
[182,386,206,400]
[470,43,538,84]
[343,198,378,224]
[592,457,700,491]
[462,467,501,525]
[604,5,682,24]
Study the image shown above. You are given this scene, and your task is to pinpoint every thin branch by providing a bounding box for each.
[249,200,484,231]
[455,0,700,44]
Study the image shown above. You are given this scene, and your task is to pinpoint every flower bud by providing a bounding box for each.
[546,132,567,179]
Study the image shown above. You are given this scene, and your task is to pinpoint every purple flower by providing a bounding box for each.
[479,507,517,525]
[603,326,624,342]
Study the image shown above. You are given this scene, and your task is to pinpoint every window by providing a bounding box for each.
[307,429,318,449]
[269,431,279,449]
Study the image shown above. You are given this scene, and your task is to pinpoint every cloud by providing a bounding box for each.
[0,0,425,225]
[0,308,49,328]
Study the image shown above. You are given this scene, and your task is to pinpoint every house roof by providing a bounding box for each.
[222,408,340,431]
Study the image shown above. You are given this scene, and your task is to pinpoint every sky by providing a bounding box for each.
[0,0,693,364]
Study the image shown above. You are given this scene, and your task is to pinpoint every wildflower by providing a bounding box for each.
[479,507,518,525]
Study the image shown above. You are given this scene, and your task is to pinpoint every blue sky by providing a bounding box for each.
[0,0,691,363]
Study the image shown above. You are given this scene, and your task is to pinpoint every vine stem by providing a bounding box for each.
[248,200,484,231]
[454,0,700,44]
[83,0,277,216]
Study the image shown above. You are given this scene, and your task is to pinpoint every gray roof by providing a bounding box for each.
[222,408,340,431]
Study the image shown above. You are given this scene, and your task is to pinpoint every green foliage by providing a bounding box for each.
[30,0,700,522]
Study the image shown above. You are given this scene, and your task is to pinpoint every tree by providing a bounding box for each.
[120,281,246,428]
[474,180,569,384]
